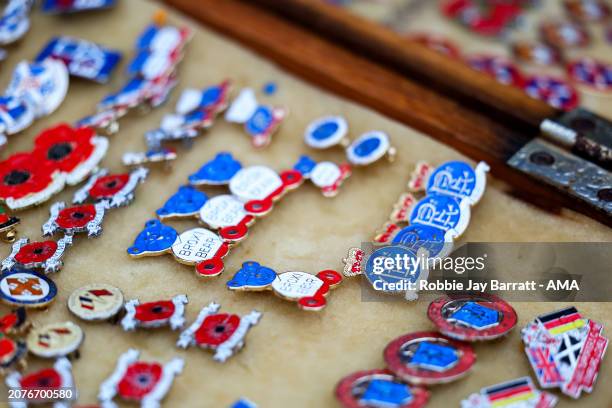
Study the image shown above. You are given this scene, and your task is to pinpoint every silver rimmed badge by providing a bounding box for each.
[121,294,188,332]
[72,167,148,208]
[346,131,396,166]
[304,115,349,149]
[67,283,124,322]
[42,202,107,238]
[1,235,72,273]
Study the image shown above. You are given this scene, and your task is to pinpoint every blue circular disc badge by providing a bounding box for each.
[392,224,451,259]
[304,116,348,149]
[363,245,428,296]
[0,269,57,308]
[409,195,470,238]
[346,131,390,165]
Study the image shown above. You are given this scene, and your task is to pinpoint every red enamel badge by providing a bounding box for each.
[43,202,106,237]
[2,235,72,273]
[73,167,148,208]
[121,294,188,331]
[5,357,74,402]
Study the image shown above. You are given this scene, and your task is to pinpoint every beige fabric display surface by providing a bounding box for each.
[0,1,610,407]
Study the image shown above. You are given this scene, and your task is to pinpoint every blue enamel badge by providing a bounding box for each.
[409,195,470,238]
[346,131,392,166]
[36,36,122,83]
[293,155,317,177]
[304,116,348,149]
[410,341,459,372]
[188,152,242,186]
[0,95,34,137]
[392,224,450,259]
[0,0,32,46]
[156,186,208,220]
[360,379,413,406]
[426,161,489,205]
[127,220,177,257]
[448,301,500,330]
[227,261,277,290]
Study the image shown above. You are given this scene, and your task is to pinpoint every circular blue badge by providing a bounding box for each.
[392,224,449,258]
[304,116,348,149]
[409,195,469,236]
[364,245,424,294]
[426,161,477,201]
[346,131,390,165]
[0,269,57,307]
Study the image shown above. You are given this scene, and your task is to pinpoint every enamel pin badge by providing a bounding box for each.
[156,185,208,219]
[564,0,610,22]
[336,369,430,408]
[0,205,19,242]
[26,321,84,359]
[0,96,35,143]
[5,357,74,405]
[177,302,261,362]
[42,0,116,13]
[36,36,122,83]
[73,167,148,208]
[225,88,286,148]
[428,294,518,341]
[98,349,183,408]
[0,269,57,308]
[43,202,106,237]
[0,334,27,374]
[188,152,242,186]
[127,220,230,277]
[0,0,33,46]
[0,307,29,335]
[384,331,476,385]
[414,161,490,206]
[122,147,177,167]
[68,283,124,322]
[1,235,73,273]
[567,58,612,92]
[461,376,558,408]
[466,55,524,88]
[523,75,579,111]
[227,261,343,311]
[198,195,255,243]
[304,116,349,149]
[293,155,352,198]
[346,131,396,166]
[521,307,608,399]
[121,294,188,331]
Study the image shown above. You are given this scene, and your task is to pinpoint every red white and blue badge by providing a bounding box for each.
[461,376,558,408]
[26,321,84,359]
[566,58,612,92]
[293,155,352,198]
[410,194,471,240]
[523,75,580,111]
[423,161,489,205]
[521,307,608,399]
[43,201,106,237]
[198,195,254,243]
[36,36,122,83]
[540,21,590,48]
[42,0,116,13]
[428,294,518,341]
[76,109,121,135]
[121,294,188,331]
[227,261,343,311]
[157,185,208,220]
[188,152,242,186]
[304,115,349,149]
[0,0,32,46]
[466,55,524,87]
[1,235,72,274]
[98,349,183,408]
[384,331,476,385]
[563,0,610,22]
[177,302,261,362]
[72,167,148,208]
[5,357,74,404]
[336,369,430,408]
[511,41,561,66]
[0,334,26,373]
[0,95,34,143]
[225,88,286,148]
[346,131,395,166]
[0,269,57,308]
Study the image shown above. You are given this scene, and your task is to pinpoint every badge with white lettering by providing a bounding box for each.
[157,185,208,220]
[391,224,453,259]
[26,321,84,359]
[304,116,349,149]
[424,161,489,205]
[461,376,558,408]
[73,167,148,208]
[521,307,608,399]
[5,357,74,404]
[188,152,242,186]
[122,147,177,167]
[409,194,471,240]
[0,205,19,242]
[68,283,124,322]
[1,235,72,274]
[227,261,343,311]
[567,58,612,92]
[384,331,476,385]
[0,0,33,46]
[0,334,26,374]
[0,307,29,335]
[177,302,261,362]
[36,36,122,83]
[229,166,303,216]
[98,349,184,408]
[0,269,57,308]
[523,75,580,111]
[293,155,352,197]
[346,131,396,166]
[42,202,107,237]
[198,195,255,243]
[428,294,518,342]
[540,21,590,48]
[42,0,116,13]
[336,369,430,408]
[121,294,188,331]
[225,88,287,148]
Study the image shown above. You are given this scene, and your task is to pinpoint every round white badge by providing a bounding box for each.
[0,270,56,308]
[346,131,391,166]
[171,228,223,265]
[271,271,324,300]
[304,116,348,149]
[199,195,247,229]
[68,283,124,321]
[27,321,84,358]
[310,162,341,188]
[229,166,283,202]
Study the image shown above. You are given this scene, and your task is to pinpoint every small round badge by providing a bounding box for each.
[304,116,348,149]
[229,165,283,202]
[0,269,57,308]
[384,331,476,385]
[427,294,518,341]
[199,194,249,229]
[26,321,84,358]
[171,228,224,266]
[68,283,124,322]
[346,131,394,166]
[335,369,430,408]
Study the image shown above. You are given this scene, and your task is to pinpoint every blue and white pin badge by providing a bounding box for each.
[0,95,34,144]
[293,155,352,198]
[0,0,33,46]
[426,161,489,205]
[188,152,242,186]
[174,81,231,127]
[41,0,116,13]
[304,116,349,149]
[225,88,286,148]
[156,185,208,220]
[36,36,122,83]
[198,195,255,243]
[392,224,454,260]
[346,131,396,166]
[409,194,471,241]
